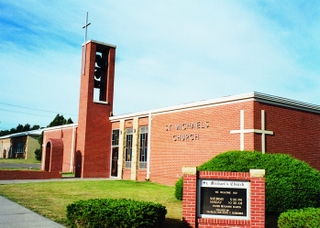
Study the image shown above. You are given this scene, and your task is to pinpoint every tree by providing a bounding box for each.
[47,114,73,127]
[0,123,40,136]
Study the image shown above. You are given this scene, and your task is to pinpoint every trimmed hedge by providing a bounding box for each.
[66,198,167,228]
[175,150,320,214]
[278,208,320,228]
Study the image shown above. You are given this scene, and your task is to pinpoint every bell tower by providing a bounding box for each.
[76,40,116,178]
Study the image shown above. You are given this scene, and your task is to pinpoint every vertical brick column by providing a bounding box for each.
[249,169,265,227]
[182,167,197,227]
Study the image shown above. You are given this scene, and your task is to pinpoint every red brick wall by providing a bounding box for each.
[254,102,320,170]
[76,41,116,178]
[43,126,76,173]
[123,169,131,180]
[182,171,265,228]
[0,170,61,180]
[112,99,320,186]
[112,122,120,129]
[150,101,255,186]
[137,169,147,181]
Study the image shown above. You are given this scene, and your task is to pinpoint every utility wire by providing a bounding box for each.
[0,102,77,116]
[0,108,57,118]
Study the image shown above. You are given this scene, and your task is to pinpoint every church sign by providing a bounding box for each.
[198,179,250,219]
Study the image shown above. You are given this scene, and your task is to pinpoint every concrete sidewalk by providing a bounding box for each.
[0,195,65,228]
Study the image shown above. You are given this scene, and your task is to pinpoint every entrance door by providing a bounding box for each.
[111,147,118,176]
[75,150,82,177]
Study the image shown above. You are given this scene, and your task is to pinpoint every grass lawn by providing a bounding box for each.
[0,158,40,164]
[0,180,189,227]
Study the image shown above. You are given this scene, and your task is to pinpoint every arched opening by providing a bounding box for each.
[75,150,82,177]
[44,142,51,171]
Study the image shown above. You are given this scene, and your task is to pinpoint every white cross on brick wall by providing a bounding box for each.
[230,110,274,153]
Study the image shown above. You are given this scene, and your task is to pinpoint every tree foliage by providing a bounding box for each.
[47,114,73,127]
[0,124,40,136]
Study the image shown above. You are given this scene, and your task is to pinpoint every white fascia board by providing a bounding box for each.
[110,91,320,122]
[110,92,256,121]
[42,123,78,133]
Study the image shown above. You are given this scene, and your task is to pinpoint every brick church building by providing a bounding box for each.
[42,40,320,186]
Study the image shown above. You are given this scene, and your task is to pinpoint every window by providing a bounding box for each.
[125,128,133,168]
[111,129,119,176]
[15,142,25,154]
[112,129,119,146]
[139,126,148,169]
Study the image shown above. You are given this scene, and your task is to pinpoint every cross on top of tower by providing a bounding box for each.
[81,12,91,75]
[82,12,91,44]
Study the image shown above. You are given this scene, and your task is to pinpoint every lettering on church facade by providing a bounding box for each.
[165,121,209,141]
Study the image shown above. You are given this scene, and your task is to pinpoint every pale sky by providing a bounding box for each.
[1,1,320,130]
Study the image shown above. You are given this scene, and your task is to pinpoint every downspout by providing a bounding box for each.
[70,125,76,172]
[146,112,152,180]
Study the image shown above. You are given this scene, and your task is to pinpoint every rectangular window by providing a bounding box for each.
[111,129,119,176]
[139,126,148,169]
[112,129,119,146]
[125,128,133,168]
[15,142,25,154]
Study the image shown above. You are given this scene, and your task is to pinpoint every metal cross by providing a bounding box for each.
[82,12,91,75]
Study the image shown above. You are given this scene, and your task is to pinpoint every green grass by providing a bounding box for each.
[0,168,41,171]
[0,158,40,164]
[0,180,189,227]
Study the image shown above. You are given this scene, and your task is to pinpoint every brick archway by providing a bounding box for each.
[44,138,63,172]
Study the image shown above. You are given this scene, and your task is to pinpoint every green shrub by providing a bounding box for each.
[174,177,183,200]
[34,148,42,161]
[278,208,320,228]
[197,150,320,214]
[66,198,167,228]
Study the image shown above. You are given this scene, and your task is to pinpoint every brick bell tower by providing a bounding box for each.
[76,40,116,178]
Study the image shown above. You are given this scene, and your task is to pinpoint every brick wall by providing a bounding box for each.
[254,102,320,170]
[0,170,61,180]
[182,169,265,228]
[43,126,76,173]
[76,41,116,178]
[110,97,320,187]
[149,101,255,186]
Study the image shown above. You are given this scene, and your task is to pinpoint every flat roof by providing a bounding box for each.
[0,129,43,140]
[110,91,320,121]
[82,40,117,49]
[0,124,78,139]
